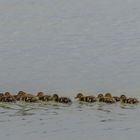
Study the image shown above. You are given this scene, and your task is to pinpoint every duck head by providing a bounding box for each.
[75,93,83,99]
[104,93,112,98]
[97,93,104,98]
[37,92,44,97]
[17,91,26,96]
[4,92,11,96]
[52,94,59,101]
[120,95,127,100]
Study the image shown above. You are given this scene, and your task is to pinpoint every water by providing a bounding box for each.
[0,0,140,139]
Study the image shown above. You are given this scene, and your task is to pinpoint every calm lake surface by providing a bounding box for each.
[0,0,140,139]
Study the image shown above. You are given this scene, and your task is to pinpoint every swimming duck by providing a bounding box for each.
[120,95,139,104]
[52,94,72,104]
[15,91,38,102]
[103,97,116,104]
[126,97,139,104]
[14,91,27,101]
[104,93,116,104]
[120,95,128,104]
[97,93,105,102]
[2,92,16,102]
[75,93,97,103]
[37,92,52,102]
[0,93,4,102]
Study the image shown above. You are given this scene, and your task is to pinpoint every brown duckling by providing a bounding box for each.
[14,91,27,101]
[104,93,116,104]
[15,91,38,102]
[0,93,4,102]
[52,94,72,104]
[103,97,116,104]
[37,92,52,102]
[120,95,128,104]
[126,97,139,104]
[75,93,97,103]
[2,92,16,102]
[97,93,105,102]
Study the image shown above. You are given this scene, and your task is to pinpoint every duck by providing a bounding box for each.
[126,97,139,104]
[37,92,52,102]
[15,91,39,102]
[75,93,97,103]
[97,93,105,102]
[0,93,4,102]
[2,92,16,102]
[120,95,128,104]
[104,93,116,104]
[14,91,27,101]
[52,94,72,104]
[120,95,139,104]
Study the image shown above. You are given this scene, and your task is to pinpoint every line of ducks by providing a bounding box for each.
[0,91,72,104]
[0,91,139,105]
[75,93,139,104]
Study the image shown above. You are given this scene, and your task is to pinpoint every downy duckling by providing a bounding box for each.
[97,94,105,102]
[0,93,4,102]
[103,97,116,104]
[37,92,52,101]
[14,91,27,101]
[104,93,116,104]
[120,94,139,104]
[15,91,38,102]
[52,94,72,104]
[75,93,96,103]
[2,92,16,102]
[120,95,127,104]
[126,97,139,104]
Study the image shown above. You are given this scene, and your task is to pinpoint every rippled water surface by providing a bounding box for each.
[0,0,140,139]
[0,101,140,140]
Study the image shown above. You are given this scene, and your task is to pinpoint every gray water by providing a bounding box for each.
[0,0,140,139]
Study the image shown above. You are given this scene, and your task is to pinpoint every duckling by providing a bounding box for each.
[0,93,4,102]
[14,91,27,101]
[86,95,97,103]
[75,93,96,103]
[52,94,72,104]
[97,94,105,102]
[2,92,16,102]
[103,97,116,104]
[104,93,116,104]
[37,92,52,102]
[24,95,39,103]
[127,98,139,104]
[14,91,38,102]
[120,95,128,104]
